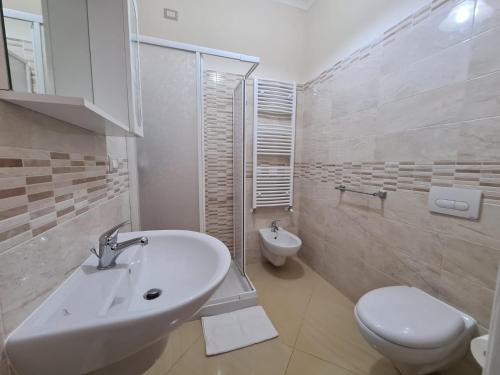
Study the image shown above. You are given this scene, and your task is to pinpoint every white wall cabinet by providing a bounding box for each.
[0,0,143,136]
[87,0,143,136]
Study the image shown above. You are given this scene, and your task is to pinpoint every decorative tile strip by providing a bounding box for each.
[295,161,500,204]
[302,0,454,90]
[203,71,243,253]
[0,146,129,249]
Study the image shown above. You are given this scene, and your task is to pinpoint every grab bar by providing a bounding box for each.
[335,185,387,199]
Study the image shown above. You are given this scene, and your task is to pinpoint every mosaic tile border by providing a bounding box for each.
[295,161,500,204]
[0,147,129,251]
[203,71,243,253]
[302,0,457,89]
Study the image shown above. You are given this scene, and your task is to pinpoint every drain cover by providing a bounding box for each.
[144,288,162,300]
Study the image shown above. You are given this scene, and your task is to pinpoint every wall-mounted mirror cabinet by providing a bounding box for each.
[0,0,143,136]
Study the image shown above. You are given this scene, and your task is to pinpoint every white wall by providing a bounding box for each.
[138,0,434,83]
[302,0,430,81]
[138,0,306,82]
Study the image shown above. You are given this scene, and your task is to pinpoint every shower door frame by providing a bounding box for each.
[135,35,260,317]
[232,79,246,275]
[136,34,259,247]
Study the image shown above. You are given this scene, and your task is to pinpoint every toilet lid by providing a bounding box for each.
[356,286,465,349]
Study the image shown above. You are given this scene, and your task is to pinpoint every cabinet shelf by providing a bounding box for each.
[0,91,132,136]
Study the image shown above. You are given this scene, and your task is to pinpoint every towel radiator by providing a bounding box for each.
[252,78,296,211]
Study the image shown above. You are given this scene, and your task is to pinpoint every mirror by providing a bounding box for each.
[1,0,94,100]
[2,0,47,93]
[0,0,143,135]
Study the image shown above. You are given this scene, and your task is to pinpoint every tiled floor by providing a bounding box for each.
[144,257,481,375]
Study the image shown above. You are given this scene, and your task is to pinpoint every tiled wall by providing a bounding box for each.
[203,71,242,253]
[0,101,131,372]
[295,0,500,328]
[202,73,299,263]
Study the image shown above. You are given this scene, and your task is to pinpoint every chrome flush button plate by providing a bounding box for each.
[428,186,482,220]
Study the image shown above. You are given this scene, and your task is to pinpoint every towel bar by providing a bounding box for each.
[335,185,387,199]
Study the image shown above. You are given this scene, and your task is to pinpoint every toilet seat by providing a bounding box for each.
[356,286,465,349]
[354,286,476,375]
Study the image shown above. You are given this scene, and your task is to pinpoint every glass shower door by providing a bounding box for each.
[137,44,200,231]
[233,80,245,275]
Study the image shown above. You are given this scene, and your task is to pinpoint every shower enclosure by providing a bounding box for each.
[136,37,259,316]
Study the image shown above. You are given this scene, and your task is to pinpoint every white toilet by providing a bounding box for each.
[259,223,302,266]
[354,286,476,375]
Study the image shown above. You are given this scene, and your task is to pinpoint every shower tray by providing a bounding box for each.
[196,260,257,317]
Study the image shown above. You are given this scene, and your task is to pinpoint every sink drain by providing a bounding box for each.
[144,288,162,300]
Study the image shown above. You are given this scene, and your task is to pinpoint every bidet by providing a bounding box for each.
[259,224,302,266]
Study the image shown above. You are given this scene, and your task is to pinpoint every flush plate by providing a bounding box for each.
[428,186,482,220]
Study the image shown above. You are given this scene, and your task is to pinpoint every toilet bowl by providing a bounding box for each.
[354,286,476,375]
[259,227,301,266]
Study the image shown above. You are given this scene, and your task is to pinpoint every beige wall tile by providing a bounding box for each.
[0,193,130,334]
[296,0,500,330]
[381,0,473,75]
[331,78,380,119]
[458,117,500,160]
[462,71,500,120]
[440,269,495,327]
[366,240,441,295]
[469,26,500,78]
[374,124,461,162]
[329,136,376,163]
[379,41,470,104]
[443,237,500,290]
[377,82,466,134]
[473,0,500,35]
[320,246,368,302]
[365,214,445,266]
[0,100,130,364]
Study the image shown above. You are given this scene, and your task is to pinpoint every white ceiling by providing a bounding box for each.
[272,0,316,11]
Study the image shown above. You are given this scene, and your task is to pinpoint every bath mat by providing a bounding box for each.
[201,305,278,356]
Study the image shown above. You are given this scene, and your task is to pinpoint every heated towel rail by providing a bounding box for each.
[252,78,296,211]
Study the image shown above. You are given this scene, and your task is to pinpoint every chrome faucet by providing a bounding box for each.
[271,220,280,233]
[90,221,148,270]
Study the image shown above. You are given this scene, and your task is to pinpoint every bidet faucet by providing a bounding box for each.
[90,221,148,270]
[271,220,280,233]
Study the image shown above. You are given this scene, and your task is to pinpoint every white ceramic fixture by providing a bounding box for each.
[354,286,476,375]
[6,230,231,375]
[259,227,302,266]
[470,335,488,368]
[252,78,297,211]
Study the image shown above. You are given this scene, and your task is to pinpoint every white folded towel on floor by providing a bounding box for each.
[201,306,278,356]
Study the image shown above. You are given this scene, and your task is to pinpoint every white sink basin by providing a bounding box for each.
[6,230,231,375]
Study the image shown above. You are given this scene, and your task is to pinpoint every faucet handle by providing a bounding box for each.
[90,247,101,258]
[99,221,129,244]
